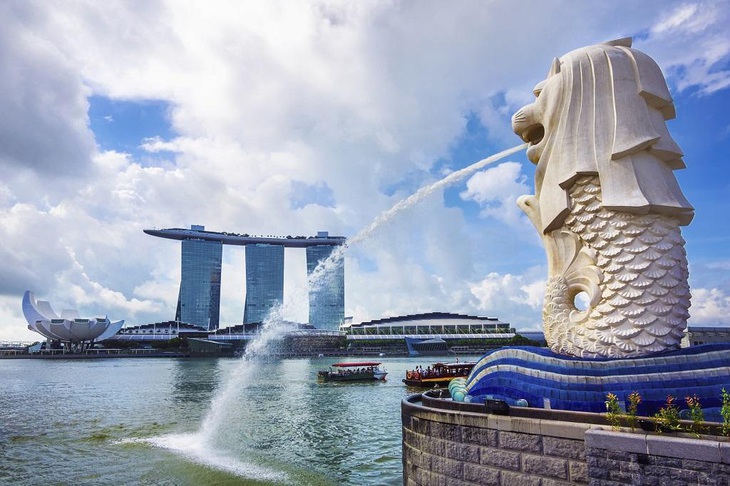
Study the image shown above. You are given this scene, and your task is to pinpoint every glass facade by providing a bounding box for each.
[306,245,345,330]
[345,316,514,337]
[176,239,222,330]
[243,244,285,324]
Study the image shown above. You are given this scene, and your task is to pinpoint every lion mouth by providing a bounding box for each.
[522,123,546,164]
[521,124,544,145]
[512,106,545,163]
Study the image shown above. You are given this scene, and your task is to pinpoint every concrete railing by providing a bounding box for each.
[402,393,730,485]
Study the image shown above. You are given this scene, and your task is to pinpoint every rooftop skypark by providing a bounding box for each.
[144,226,346,248]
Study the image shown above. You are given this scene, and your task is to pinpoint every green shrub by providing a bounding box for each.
[685,395,705,438]
[605,393,622,431]
[721,388,730,437]
[654,395,681,433]
[627,391,641,431]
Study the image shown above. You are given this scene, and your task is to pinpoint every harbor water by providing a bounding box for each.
[1,146,526,485]
[0,355,477,485]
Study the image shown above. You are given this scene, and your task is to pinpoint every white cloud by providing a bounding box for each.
[640,2,730,95]
[651,4,709,35]
[707,261,730,270]
[689,288,730,325]
[0,2,95,177]
[0,296,38,342]
[0,1,727,341]
[460,161,532,229]
[469,269,546,330]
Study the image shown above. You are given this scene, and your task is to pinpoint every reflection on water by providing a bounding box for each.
[128,145,527,483]
[0,355,478,485]
[172,358,222,404]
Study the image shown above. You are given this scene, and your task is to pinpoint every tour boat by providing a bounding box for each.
[317,361,388,382]
[402,361,476,387]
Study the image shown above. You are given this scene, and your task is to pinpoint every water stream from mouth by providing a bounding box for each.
[148,142,527,481]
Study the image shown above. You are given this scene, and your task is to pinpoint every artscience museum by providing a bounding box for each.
[22,291,124,347]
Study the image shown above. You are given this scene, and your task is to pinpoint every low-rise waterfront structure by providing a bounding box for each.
[22,291,124,348]
[342,312,517,356]
[342,312,514,338]
[682,326,730,347]
[114,321,208,340]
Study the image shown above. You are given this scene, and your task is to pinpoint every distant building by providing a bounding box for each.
[306,244,345,329]
[343,312,516,357]
[145,226,346,330]
[115,321,207,340]
[22,291,124,347]
[176,235,222,330]
[343,312,513,338]
[682,326,730,347]
[244,244,285,324]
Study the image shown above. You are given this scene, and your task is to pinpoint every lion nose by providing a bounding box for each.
[512,104,535,140]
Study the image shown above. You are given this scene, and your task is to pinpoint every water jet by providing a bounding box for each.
[149,142,527,478]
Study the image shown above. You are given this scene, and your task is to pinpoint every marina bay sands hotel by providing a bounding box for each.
[144,226,346,331]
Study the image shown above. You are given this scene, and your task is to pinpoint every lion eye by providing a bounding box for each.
[533,80,545,98]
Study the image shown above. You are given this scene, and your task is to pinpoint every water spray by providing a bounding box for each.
[149,142,527,481]
[306,143,528,293]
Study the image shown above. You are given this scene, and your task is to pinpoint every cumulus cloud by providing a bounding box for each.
[689,288,730,325]
[460,162,532,229]
[0,3,95,178]
[469,269,546,330]
[640,2,730,94]
[1,1,728,341]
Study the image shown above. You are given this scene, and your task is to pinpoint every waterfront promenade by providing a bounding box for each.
[0,347,189,359]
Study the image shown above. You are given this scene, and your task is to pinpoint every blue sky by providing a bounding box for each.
[0,1,728,341]
[88,96,176,162]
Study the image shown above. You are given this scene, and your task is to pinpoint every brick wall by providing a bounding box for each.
[402,397,593,485]
[402,396,730,485]
[586,429,730,486]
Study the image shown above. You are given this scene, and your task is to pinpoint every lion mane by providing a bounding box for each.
[524,38,694,234]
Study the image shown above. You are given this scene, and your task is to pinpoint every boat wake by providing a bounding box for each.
[116,433,289,483]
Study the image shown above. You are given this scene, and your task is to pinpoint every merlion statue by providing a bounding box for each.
[512,38,694,358]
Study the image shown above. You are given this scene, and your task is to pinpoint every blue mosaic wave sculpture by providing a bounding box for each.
[466,344,730,417]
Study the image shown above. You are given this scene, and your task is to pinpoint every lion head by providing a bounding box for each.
[512,38,694,234]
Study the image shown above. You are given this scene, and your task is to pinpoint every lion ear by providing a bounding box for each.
[625,48,676,119]
[548,57,561,77]
[533,80,546,97]
[603,37,632,48]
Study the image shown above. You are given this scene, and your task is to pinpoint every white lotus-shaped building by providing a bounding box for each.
[23,291,124,343]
